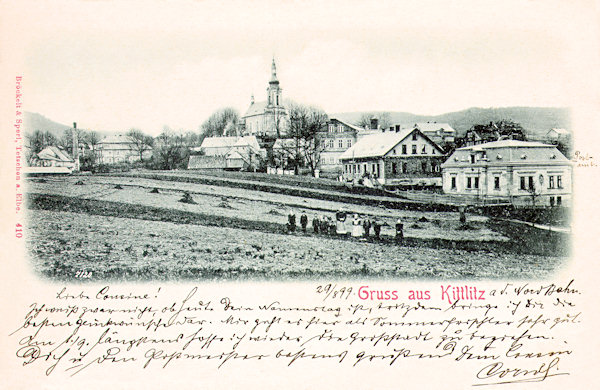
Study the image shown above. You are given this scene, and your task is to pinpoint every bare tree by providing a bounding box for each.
[126,128,154,162]
[153,129,189,170]
[378,112,393,129]
[86,131,101,152]
[26,129,56,154]
[356,113,375,128]
[58,127,85,156]
[199,107,240,138]
[355,112,392,129]
[288,102,328,175]
[25,130,57,164]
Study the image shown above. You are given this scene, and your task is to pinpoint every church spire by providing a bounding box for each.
[270,57,278,83]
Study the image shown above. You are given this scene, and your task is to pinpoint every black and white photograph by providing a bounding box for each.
[2,0,599,389]
[17,3,576,282]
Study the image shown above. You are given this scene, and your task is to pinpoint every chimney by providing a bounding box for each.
[370,118,378,130]
[72,122,80,171]
[395,124,401,132]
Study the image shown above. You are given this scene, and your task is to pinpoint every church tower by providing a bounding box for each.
[267,58,282,107]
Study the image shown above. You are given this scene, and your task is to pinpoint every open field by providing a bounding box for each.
[27,209,564,281]
[24,173,569,281]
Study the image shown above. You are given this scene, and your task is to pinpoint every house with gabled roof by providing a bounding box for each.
[339,128,446,186]
[187,135,266,170]
[33,146,75,170]
[411,122,456,145]
[441,140,572,206]
[546,128,571,143]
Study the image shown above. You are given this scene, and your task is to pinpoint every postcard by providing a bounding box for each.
[1,0,599,388]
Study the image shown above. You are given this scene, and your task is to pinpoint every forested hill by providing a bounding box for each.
[24,112,112,139]
[331,107,570,139]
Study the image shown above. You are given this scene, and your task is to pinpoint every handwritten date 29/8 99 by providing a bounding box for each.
[315,284,352,301]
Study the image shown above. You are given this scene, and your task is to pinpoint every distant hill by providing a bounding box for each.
[24,112,73,138]
[331,107,570,139]
[24,112,113,139]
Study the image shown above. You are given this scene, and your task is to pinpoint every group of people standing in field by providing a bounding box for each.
[287,209,404,243]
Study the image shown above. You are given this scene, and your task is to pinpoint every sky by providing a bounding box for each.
[3,0,599,136]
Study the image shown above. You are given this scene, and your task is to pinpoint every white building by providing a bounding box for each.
[339,128,445,186]
[441,140,572,206]
[33,146,75,170]
[242,59,288,138]
[188,135,265,170]
[96,135,152,164]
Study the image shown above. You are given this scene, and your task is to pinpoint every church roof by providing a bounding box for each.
[243,101,268,118]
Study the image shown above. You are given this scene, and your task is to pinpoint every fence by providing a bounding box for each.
[389,190,514,207]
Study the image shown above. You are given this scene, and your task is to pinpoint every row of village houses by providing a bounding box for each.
[32,116,573,208]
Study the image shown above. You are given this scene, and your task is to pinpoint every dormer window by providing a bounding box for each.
[550,154,556,159]
[520,154,527,159]
[496,154,502,160]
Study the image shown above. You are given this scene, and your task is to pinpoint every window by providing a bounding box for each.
[412,132,418,141]
[338,139,343,148]
[467,177,472,189]
[528,176,534,190]
[347,139,352,148]
[550,196,555,207]
[474,177,479,189]
[392,163,397,174]
[451,177,457,189]
[421,161,428,172]
[549,176,555,189]
[338,124,343,132]
[412,145,417,154]
[421,145,427,154]
[402,162,408,173]
[557,196,562,206]
[520,176,526,190]
[402,145,407,154]
[328,139,334,148]
[557,175,563,189]
[470,154,476,164]
[328,124,335,132]
[494,176,500,190]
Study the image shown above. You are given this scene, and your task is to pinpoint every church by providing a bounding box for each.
[242,59,289,139]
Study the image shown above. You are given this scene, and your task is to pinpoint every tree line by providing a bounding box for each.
[25,101,329,172]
